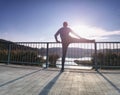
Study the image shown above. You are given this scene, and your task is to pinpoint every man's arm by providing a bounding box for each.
[54,31,60,42]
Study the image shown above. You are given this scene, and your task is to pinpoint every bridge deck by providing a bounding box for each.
[0,64,120,95]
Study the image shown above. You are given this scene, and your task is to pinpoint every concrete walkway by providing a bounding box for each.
[0,64,120,95]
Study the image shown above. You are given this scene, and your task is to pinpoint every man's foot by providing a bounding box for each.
[61,69,64,72]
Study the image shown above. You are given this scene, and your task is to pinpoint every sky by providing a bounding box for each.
[0,0,120,42]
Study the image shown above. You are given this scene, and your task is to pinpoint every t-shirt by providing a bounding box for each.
[57,27,73,42]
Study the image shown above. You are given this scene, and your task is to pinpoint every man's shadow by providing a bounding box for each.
[39,71,62,95]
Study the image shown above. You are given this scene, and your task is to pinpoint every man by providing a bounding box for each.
[55,21,95,71]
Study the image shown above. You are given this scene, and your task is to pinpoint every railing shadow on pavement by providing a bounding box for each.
[0,69,42,87]
[97,70,120,93]
[39,71,62,95]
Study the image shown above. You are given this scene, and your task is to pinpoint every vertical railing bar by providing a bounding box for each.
[17,44,19,63]
[16,44,17,62]
[31,43,33,63]
[17,45,18,62]
[118,43,119,66]
[85,43,86,60]
[25,43,30,62]
[35,43,36,63]
[110,43,112,65]
[29,43,31,63]
[15,44,18,62]
[20,43,24,63]
[19,44,20,63]
[86,43,87,60]
[80,43,83,58]
[90,43,92,61]
[46,42,49,68]
[32,43,34,63]
[101,43,102,68]
[38,43,40,64]
[31,43,32,63]
[106,43,108,66]
[35,43,38,64]
[13,44,15,62]
[13,44,14,63]
[83,44,86,60]
[100,43,101,69]
[39,43,41,64]
[86,43,88,60]
[103,43,105,69]
[7,43,11,65]
[30,43,31,63]
[94,42,98,71]
[16,45,17,63]
[98,43,100,68]
[70,43,71,64]
[80,44,82,60]
[117,43,118,66]
[12,44,14,63]
[19,43,21,63]
[113,43,115,65]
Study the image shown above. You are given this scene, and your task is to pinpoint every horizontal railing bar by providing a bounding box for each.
[56,64,84,66]
[9,61,42,64]
[9,42,120,44]
[96,42,120,43]
[15,42,58,44]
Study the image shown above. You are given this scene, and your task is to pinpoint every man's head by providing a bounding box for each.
[63,21,68,27]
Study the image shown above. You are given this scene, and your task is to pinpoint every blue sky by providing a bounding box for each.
[0,0,120,42]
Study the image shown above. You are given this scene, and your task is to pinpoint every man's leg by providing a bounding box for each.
[70,37,95,43]
[61,43,69,71]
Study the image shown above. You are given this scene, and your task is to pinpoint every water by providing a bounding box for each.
[42,56,92,69]
[56,57,91,64]
[56,57,92,69]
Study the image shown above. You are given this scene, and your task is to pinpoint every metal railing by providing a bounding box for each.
[0,42,120,70]
[95,42,120,69]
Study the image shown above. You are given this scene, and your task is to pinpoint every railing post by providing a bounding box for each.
[94,42,98,71]
[46,43,49,68]
[7,44,11,65]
